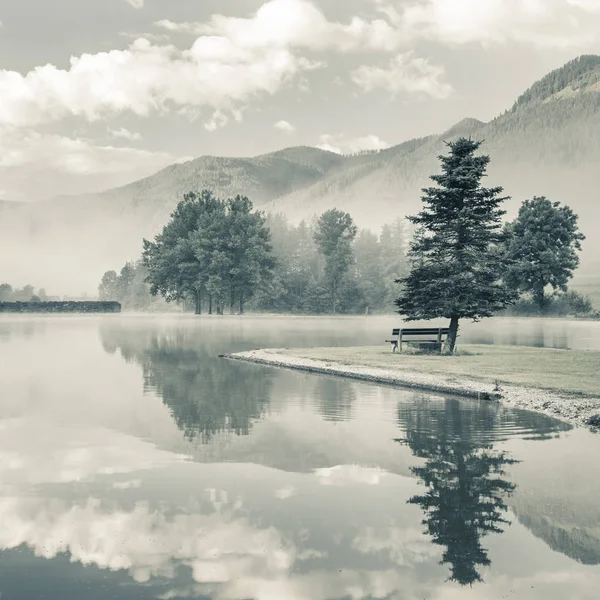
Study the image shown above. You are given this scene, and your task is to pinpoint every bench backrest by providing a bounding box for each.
[392,328,450,336]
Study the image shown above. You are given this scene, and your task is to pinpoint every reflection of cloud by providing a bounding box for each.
[112,479,142,489]
[0,492,428,600]
[158,568,407,600]
[314,465,387,486]
[275,485,297,499]
[0,496,295,586]
[353,526,439,566]
[0,419,189,486]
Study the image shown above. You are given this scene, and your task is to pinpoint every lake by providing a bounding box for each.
[1,314,600,599]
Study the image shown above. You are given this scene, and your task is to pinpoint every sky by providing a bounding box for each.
[1,0,600,201]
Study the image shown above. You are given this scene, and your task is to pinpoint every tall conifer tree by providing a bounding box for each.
[395,138,514,353]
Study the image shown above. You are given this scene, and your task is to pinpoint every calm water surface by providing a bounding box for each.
[1,315,599,599]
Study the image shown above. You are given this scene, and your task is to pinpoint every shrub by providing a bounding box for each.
[586,414,600,428]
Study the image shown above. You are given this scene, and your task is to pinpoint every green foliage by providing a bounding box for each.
[379,219,410,307]
[98,261,169,311]
[504,196,585,309]
[313,209,358,313]
[0,283,47,302]
[142,190,274,314]
[98,208,408,316]
[0,301,120,313]
[513,55,600,108]
[354,229,386,310]
[0,283,13,302]
[503,289,593,317]
[396,138,515,353]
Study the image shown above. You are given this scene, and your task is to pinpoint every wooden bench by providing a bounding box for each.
[385,327,450,353]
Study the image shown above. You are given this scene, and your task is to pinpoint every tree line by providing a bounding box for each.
[98,136,593,351]
[100,198,410,315]
[0,284,48,303]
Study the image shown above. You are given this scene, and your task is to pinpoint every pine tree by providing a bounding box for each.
[396,399,518,585]
[395,138,514,353]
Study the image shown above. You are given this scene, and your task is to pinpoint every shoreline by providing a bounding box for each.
[222,348,600,429]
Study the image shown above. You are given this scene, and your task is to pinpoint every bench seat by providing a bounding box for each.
[385,327,450,352]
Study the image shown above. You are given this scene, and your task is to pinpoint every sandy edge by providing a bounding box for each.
[222,348,600,429]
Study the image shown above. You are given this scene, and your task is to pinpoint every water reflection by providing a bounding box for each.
[1,316,600,599]
[99,325,272,442]
[396,399,519,585]
[314,377,356,422]
[0,318,46,343]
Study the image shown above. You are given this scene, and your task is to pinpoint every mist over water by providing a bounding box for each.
[1,315,599,599]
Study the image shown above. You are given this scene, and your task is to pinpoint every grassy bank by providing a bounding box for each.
[278,344,600,397]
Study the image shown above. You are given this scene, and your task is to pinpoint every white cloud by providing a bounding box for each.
[316,133,389,155]
[0,126,181,176]
[125,0,144,8]
[392,0,600,48]
[156,0,403,52]
[204,109,229,132]
[274,119,296,134]
[567,0,600,11]
[0,36,319,128]
[108,127,142,141]
[1,0,597,137]
[352,52,452,99]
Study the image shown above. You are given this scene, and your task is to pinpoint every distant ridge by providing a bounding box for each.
[441,117,486,138]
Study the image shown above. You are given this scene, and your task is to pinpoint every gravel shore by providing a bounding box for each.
[223,348,600,429]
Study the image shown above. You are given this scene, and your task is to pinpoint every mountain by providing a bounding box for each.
[1,55,599,295]
[266,55,600,230]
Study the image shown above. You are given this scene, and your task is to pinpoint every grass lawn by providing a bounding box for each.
[279,344,600,397]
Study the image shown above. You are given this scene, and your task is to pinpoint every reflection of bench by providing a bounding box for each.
[385,328,450,353]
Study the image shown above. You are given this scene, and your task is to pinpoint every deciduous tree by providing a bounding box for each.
[143,190,274,314]
[504,196,585,310]
[313,209,358,314]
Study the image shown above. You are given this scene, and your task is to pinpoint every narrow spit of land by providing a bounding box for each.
[223,344,600,428]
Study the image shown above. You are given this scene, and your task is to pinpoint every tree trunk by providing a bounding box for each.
[194,290,201,315]
[239,293,244,315]
[230,288,235,315]
[331,282,336,315]
[208,295,213,315]
[534,284,545,312]
[444,315,460,355]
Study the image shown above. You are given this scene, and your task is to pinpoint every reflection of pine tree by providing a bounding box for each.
[100,325,271,442]
[396,399,518,585]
